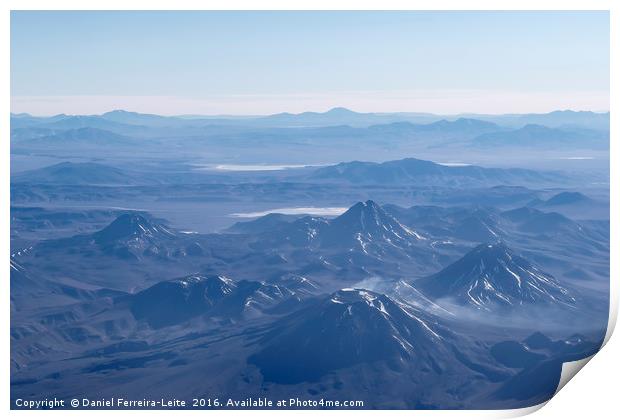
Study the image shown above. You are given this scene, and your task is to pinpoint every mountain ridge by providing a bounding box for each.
[310,157,565,186]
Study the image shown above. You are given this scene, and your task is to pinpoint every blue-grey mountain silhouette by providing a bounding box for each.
[415,243,575,309]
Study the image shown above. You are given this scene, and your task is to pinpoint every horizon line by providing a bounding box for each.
[10,107,611,119]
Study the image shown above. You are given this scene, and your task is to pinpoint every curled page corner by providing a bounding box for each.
[554,355,595,395]
[603,301,618,347]
[497,401,548,419]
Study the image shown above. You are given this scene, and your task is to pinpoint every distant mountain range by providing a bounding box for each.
[225,213,300,235]
[11,107,609,130]
[256,108,609,130]
[12,127,135,148]
[12,162,140,186]
[528,191,607,220]
[471,110,610,131]
[541,191,592,207]
[100,110,181,126]
[10,109,609,163]
[11,157,567,189]
[500,207,580,234]
[472,124,608,149]
[32,114,146,133]
[310,157,566,186]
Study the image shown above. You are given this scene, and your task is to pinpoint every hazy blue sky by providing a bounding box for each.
[11,11,609,115]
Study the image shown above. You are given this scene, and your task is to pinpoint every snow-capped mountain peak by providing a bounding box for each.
[414,242,575,309]
[322,200,425,250]
[94,213,175,243]
[329,288,392,317]
[248,287,447,383]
